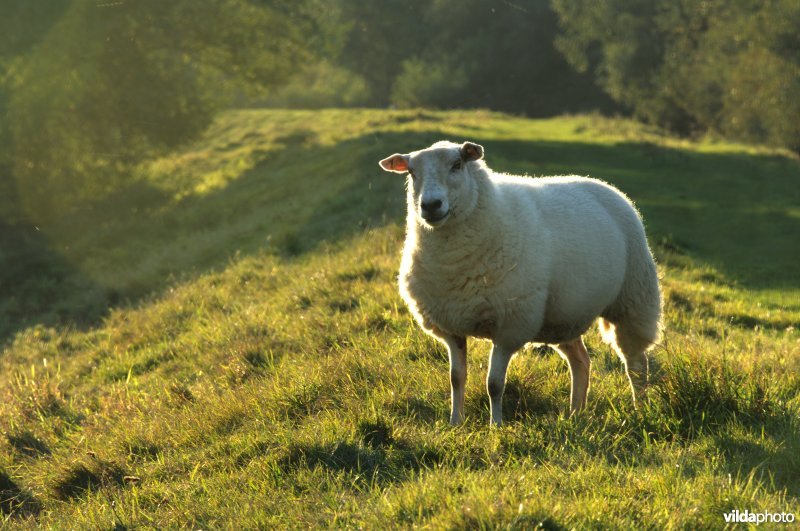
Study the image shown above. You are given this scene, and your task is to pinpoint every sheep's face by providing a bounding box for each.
[379,141,484,229]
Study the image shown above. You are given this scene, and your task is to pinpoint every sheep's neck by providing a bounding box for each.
[409,178,506,276]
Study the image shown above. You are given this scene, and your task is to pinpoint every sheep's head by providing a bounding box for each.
[378,140,484,229]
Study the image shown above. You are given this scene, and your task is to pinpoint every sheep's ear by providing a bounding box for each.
[460,142,484,162]
[378,153,409,173]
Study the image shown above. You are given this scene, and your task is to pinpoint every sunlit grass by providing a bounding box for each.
[1,109,798,527]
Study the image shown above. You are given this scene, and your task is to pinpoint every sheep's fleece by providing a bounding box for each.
[379,140,662,426]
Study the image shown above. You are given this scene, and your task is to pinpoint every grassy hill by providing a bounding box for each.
[1,109,799,528]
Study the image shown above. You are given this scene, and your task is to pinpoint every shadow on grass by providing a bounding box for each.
[6,432,51,458]
[275,439,444,485]
[0,219,108,342]
[0,178,173,344]
[466,375,564,426]
[0,468,41,518]
[1,124,798,344]
[712,427,800,495]
[51,461,126,501]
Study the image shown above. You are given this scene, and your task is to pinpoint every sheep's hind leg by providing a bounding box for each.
[442,335,468,425]
[555,337,591,415]
[487,344,514,426]
[610,321,651,408]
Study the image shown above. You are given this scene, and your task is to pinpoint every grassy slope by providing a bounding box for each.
[1,109,799,528]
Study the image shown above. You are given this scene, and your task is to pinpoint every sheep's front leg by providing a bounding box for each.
[442,335,468,425]
[487,344,514,426]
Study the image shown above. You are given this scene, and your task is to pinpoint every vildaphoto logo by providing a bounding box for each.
[723,509,796,525]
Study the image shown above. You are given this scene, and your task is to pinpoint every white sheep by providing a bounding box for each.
[379,140,662,426]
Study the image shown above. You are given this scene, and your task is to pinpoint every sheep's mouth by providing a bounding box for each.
[422,210,450,226]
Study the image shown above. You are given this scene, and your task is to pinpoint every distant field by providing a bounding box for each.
[1,109,798,528]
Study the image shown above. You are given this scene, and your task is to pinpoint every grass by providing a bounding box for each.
[1,109,799,528]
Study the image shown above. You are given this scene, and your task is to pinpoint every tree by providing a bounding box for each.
[553,0,800,151]
[1,0,311,221]
[281,0,615,116]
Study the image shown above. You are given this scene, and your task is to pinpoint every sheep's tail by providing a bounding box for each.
[598,227,663,351]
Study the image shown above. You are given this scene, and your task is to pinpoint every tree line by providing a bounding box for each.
[552,0,800,152]
[1,0,797,221]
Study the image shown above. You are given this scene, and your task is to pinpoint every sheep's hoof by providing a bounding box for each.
[631,388,650,411]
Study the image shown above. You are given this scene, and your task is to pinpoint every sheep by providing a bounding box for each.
[378,140,662,426]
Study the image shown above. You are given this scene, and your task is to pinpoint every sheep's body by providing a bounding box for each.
[401,173,659,350]
[379,141,662,425]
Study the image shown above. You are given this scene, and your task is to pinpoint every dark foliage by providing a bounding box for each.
[0,0,312,220]
[553,0,800,151]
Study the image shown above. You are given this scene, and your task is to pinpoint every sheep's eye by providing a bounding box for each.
[451,160,462,172]
[408,168,416,179]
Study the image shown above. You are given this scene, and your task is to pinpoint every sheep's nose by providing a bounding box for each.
[421,199,443,214]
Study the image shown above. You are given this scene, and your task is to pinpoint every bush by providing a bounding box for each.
[259,61,371,109]
[390,57,470,109]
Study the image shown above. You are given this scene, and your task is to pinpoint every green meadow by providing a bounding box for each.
[1,109,799,528]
